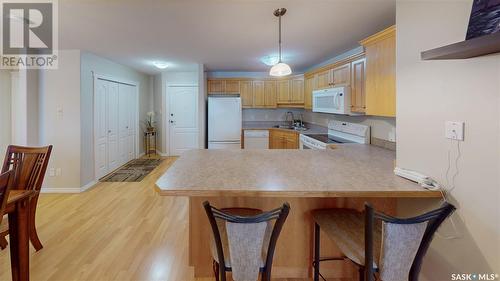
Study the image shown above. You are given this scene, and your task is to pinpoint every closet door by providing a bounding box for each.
[107,82,120,171]
[127,87,136,161]
[95,79,109,178]
[120,84,137,160]
[118,84,130,165]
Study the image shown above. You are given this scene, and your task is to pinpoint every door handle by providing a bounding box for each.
[108,130,111,133]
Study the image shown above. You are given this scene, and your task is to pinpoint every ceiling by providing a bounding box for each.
[58,0,396,74]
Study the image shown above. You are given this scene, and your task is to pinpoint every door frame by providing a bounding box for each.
[165,84,198,156]
[93,73,140,180]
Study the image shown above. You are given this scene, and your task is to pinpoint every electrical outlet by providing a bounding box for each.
[445,121,464,141]
[56,168,62,176]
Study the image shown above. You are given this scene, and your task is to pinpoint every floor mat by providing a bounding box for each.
[100,158,163,182]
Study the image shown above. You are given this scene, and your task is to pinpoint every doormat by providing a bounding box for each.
[100,159,163,182]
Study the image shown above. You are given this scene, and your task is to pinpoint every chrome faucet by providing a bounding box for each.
[298,113,304,127]
[285,111,294,126]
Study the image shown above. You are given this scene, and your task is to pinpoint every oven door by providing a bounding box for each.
[299,135,325,150]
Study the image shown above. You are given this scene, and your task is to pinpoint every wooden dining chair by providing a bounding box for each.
[0,170,13,228]
[312,202,455,281]
[203,201,290,281]
[0,145,52,251]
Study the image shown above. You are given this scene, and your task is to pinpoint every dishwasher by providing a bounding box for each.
[243,130,269,149]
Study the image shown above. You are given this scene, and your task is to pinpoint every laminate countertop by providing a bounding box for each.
[155,145,441,198]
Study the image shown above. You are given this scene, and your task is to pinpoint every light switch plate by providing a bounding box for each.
[445,121,464,141]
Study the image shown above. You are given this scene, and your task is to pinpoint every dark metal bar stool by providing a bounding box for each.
[203,201,290,281]
[312,202,455,281]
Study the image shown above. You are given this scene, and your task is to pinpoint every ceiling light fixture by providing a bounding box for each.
[269,8,292,77]
[153,61,169,69]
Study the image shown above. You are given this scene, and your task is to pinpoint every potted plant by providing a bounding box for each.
[145,111,156,132]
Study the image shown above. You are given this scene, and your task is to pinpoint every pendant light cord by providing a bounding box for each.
[278,12,282,63]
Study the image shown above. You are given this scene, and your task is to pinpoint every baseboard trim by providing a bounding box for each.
[80,180,98,192]
[41,187,81,193]
[156,150,168,156]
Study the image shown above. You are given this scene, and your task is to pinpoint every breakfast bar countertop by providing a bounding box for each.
[155,145,441,198]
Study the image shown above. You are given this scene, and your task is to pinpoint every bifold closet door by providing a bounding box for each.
[95,79,109,179]
[107,82,120,172]
[118,83,136,164]
[95,79,136,179]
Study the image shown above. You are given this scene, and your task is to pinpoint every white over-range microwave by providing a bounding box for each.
[312,86,356,115]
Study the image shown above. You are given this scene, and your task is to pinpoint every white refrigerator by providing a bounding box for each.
[208,96,242,149]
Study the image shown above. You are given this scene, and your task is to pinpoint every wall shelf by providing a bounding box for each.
[421,32,500,60]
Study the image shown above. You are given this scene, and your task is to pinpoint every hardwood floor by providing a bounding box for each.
[0,156,347,281]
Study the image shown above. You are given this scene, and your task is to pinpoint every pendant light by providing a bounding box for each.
[269,8,292,77]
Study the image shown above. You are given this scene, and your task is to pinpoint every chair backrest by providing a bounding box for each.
[0,170,13,226]
[1,145,52,191]
[203,201,290,281]
[364,202,455,281]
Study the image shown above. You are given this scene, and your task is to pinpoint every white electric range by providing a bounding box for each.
[299,121,370,150]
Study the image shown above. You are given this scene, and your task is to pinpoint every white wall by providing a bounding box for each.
[80,51,152,186]
[396,1,500,279]
[0,70,12,157]
[39,50,82,190]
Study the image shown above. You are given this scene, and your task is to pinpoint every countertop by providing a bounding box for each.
[155,144,441,198]
[242,121,328,135]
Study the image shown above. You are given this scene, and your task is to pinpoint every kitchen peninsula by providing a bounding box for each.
[155,146,442,279]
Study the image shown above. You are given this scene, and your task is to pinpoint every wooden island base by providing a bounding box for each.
[188,196,396,279]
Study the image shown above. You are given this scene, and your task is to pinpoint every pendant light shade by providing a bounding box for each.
[269,8,292,77]
[270,62,292,76]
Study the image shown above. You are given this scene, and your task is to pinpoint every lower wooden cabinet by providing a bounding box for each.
[269,129,299,149]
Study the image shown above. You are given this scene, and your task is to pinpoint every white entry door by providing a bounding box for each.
[168,86,199,156]
[107,82,120,172]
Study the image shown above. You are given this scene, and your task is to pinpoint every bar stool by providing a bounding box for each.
[203,201,290,281]
[312,202,455,281]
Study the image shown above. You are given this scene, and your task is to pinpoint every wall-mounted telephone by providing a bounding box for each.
[394,167,441,190]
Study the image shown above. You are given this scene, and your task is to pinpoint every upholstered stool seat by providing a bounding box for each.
[311,203,455,281]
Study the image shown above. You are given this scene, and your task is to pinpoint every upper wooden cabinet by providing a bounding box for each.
[253,81,266,107]
[350,58,366,113]
[315,69,332,89]
[277,80,290,103]
[263,81,277,108]
[225,80,240,93]
[290,79,304,103]
[240,81,253,108]
[304,75,315,109]
[208,80,224,93]
[276,76,304,106]
[360,25,396,117]
[332,63,351,85]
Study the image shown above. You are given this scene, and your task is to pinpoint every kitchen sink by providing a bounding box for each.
[272,125,308,131]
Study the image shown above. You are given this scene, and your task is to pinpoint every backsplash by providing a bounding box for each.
[242,108,396,142]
